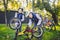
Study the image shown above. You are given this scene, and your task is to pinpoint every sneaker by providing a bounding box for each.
[18,31,24,35]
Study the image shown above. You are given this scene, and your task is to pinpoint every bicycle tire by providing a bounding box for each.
[32,27,43,38]
[9,17,21,30]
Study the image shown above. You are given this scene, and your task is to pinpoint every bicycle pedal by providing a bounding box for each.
[18,32,24,36]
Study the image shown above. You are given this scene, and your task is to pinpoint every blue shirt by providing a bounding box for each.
[30,13,39,23]
[17,13,23,19]
[15,13,24,22]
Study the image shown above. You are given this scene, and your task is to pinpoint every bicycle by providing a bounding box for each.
[9,17,43,40]
[9,17,21,30]
[43,20,56,31]
[23,25,43,40]
[9,17,21,40]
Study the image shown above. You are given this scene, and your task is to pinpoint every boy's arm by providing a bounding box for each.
[21,15,24,22]
[15,12,17,17]
[28,19,32,27]
[36,14,42,25]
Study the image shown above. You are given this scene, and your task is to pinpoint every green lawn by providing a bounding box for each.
[0,24,60,40]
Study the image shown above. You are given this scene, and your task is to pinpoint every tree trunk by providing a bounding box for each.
[46,9,58,25]
[32,0,34,11]
[51,13,58,25]
[3,0,8,26]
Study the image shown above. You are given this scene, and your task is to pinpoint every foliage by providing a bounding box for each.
[0,0,22,11]
[0,0,4,11]
[7,1,21,11]
[34,0,60,24]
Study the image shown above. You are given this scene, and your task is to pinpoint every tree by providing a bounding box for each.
[3,0,8,26]
[34,0,59,25]
[42,0,59,25]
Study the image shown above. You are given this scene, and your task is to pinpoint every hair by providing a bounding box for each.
[18,8,23,11]
[30,12,33,14]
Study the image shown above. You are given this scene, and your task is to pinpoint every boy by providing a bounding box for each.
[27,12,42,28]
[18,12,42,35]
[15,8,24,32]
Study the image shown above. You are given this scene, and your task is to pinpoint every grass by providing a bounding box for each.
[0,24,60,40]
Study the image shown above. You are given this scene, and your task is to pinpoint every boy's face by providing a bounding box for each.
[29,13,33,18]
[18,9,23,13]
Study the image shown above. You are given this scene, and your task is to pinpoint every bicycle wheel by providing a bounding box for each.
[32,27,43,38]
[50,23,56,31]
[9,18,21,30]
[47,23,56,31]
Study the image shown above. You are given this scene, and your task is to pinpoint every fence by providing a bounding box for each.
[0,11,28,24]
